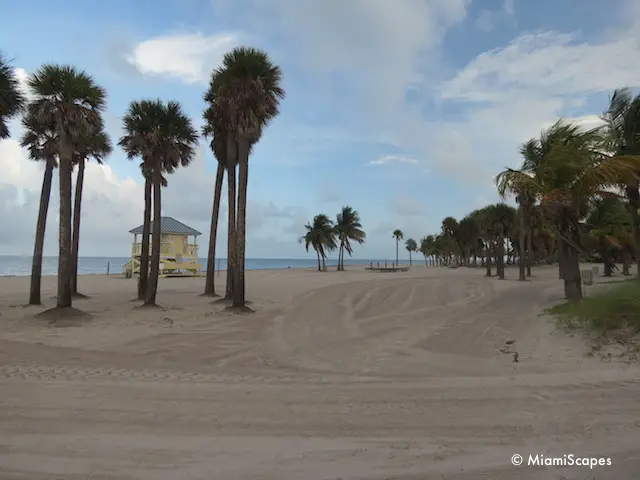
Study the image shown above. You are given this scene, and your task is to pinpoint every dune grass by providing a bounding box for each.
[548,279,640,334]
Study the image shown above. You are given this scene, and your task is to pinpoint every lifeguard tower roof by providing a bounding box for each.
[129,216,202,236]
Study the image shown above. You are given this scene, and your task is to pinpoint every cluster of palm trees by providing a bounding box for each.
[412,88,640,303]
[300,206,366,271]
[0,47,284,312]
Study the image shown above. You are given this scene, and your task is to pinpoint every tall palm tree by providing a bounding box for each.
[496,169,537,281]
[120,99,197,306]
[201,107,226,297]
[602,88,640,278]
[335,206,366,270]
[120,101,164,301]
[21,112,57,305]
[300,214,337,271]
[392,229,403,265]
[28,65,106,309]
[405,238,417,266]
[0,54,26,138]
[71,125,112,296]
[500,121,640,301]
[207,47,285,308]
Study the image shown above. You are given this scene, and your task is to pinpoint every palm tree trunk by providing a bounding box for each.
[57,136,73,309]
[138,177,152,300]
[70,158,85,295]
[225,139,237,299]
[316,249,321,271]
[145,173,162,306]
[204,161,224,296]
[395,239,399,265]
[29,157,54,305]
[232,141,250,308]
[623,251,631,276]
[526,231,532,277]
[409,251,412,266]
[561,235,582,302]
[557,235,564,279]
[498,238,505,280]
[338,242,343,271]
[518,208,526,281]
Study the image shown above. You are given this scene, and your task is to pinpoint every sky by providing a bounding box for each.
[1,0,639,260]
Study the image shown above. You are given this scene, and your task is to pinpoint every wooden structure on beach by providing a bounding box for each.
[365,261,410,273]
[123,217,202,277]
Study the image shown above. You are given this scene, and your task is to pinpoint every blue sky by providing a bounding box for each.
[1,0,639,259]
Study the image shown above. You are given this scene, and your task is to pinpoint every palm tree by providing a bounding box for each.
[119,100,166,301]
[602,88,640,278]
[392,229,403,265]
[405,238,417,266]
[21,112,57,305]
[206,47,285,308]
[584,197,632,276]
[335,206,366,270]
[300,214,337,271]
[500,121,640,301]
[28,65,106,309]
[496,170,537,281]
[0,54,26,138]
[119,100,197,305]
[71,124,112,296]
[201,107,226,297]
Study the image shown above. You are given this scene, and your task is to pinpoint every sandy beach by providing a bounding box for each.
[1,265,639,479]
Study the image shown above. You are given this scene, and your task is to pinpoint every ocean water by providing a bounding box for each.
[0,256,399,276]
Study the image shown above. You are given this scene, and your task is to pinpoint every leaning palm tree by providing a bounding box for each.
[21,112,58,305]
[201,106,226,297]
[335,206,366,270]
[70,124,112,296]
[602,88,640,278]
[300,214,337,271]
[0,54,26,138]
[206,47,285,308]
[28,65,106,309]
[501,121,640,301]
[120,99,197,306]
[405,238,417,266]
[392,229,404,265]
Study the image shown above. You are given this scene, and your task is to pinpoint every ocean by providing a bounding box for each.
[0,256,401,276]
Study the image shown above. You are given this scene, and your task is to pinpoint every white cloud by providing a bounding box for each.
[368,155,419,166]
[439,32,640,103]
[126,33,240,84]
[13,67,33,100]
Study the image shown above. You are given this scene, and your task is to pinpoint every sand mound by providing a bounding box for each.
[34,306,92,327]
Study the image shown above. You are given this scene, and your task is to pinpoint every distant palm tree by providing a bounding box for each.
[71,124,112,296]
[405,238,417,266]
[120,99,197,306]
[392,229,404,265]
[300,214,337,271]
[0,54,26,138]
[207,46,285,308]
[28,64,106,309]
[21,111,57,305]
[201,107,226,297]
[335,206,366,270]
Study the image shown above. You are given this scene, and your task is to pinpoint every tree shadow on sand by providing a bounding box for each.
[210,297,255,314]
[34,307,92,327]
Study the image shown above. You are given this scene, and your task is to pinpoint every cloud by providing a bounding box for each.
[126,32,241,84]
[439,32,640,103]
[368,155,419,166]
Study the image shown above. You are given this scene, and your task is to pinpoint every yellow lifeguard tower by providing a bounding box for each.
[125,216,202,277]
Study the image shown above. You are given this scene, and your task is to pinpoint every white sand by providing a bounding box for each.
[1,264,639,479]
